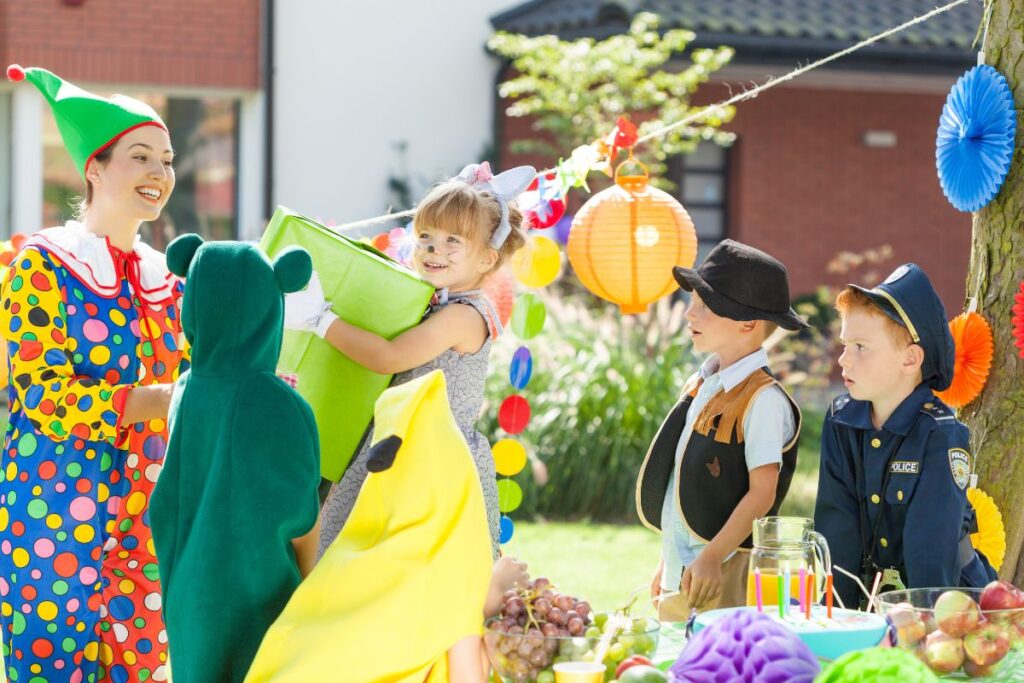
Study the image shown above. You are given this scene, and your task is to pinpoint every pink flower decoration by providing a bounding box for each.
[473,161,494,184]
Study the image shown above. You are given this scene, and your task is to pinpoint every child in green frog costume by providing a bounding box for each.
[149,234,321,682]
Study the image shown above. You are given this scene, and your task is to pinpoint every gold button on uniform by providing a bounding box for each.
[897,491,904,501]
[871,494,880,504]
[871,438,882,448]
[880,538,889,548]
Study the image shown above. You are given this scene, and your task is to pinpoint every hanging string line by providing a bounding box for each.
[978,0,994,63]
[334,0,972,234]
[969,0,993,308]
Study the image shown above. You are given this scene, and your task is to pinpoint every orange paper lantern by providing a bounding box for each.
[567,160,697,314]
[935,311,993,409]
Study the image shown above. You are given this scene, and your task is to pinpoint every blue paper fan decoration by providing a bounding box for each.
[936,65,1016,213]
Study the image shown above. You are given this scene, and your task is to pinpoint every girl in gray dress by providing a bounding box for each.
[284,162,536,559]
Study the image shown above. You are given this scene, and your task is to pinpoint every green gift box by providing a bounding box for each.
[259,206,434,481]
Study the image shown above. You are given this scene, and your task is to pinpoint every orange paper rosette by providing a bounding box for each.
[935,312,993,409]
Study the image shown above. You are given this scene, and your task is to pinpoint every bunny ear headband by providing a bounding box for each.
[456,161,537,249]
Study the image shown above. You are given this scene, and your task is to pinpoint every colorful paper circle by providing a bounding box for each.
[498,395,531,435]
[967,487,1005,571]
[483,268,516,327]
[509,346,533,390]
[510,293,546,340]
[554,214,573,244]
[497,480,524,513]
[1013,281,1024,358]
[936,65,1016,212]
[510,235,561,288]
[935,312,993,409]
[526,198,566,230]
[520,172,567,230]
[499,515,515,544]
[493,439,527,477]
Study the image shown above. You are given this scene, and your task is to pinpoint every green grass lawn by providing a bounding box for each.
[502,415,824,617]
[779,407,823,520]
[501,521,663,617]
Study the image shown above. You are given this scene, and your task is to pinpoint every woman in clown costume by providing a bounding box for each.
[0,65,188,683]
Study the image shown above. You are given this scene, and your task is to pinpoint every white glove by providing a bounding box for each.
[284,272,338,338]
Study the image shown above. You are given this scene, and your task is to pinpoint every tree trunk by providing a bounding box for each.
[961,0,1024,585]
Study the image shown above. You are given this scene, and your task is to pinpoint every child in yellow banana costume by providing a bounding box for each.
[246,370,493,682]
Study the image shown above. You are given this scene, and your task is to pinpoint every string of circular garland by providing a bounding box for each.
[493,195,565,544]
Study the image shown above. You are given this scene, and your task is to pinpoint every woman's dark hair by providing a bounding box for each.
[75,145,114,218]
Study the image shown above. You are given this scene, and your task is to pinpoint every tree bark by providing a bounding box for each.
[961,0,1024,584]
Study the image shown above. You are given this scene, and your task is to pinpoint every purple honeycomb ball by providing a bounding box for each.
[668,611,820,683]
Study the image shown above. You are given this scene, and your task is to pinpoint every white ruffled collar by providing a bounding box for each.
[25,221,177,306]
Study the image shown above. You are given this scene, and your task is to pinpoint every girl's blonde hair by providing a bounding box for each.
[414,179,528,270]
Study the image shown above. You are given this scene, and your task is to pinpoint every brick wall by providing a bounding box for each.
[0,0,261,88]
[498,80,971,313]
[704,82,970,311]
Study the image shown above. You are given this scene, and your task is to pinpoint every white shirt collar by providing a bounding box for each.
[24,222,177,306]
[699,347,769,392]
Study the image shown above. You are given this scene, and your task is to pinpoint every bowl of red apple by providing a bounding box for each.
[877,580,1024,677]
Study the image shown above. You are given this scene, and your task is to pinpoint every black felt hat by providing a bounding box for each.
[672,239,810,331]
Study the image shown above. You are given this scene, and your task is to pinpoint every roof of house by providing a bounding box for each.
[491,0,981,70]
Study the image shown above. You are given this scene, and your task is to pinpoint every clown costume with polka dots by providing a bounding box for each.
[0,65,188,682]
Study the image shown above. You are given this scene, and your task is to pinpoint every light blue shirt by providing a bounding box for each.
[660,348,796,591]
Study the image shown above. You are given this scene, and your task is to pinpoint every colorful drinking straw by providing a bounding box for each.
[805,572,813,620]
[799,567,806,614]
[755,568,763,614]
[777,572,784,619]
[783,566,791,617]
[826,572,834,619]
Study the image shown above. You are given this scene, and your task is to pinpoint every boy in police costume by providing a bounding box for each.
[815,264,997,609]
[636,240,810,620]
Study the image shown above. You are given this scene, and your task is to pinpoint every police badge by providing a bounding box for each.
[948,448,971,490]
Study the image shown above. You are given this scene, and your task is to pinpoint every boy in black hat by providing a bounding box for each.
[636,239,810,619]
[815,264,997,609]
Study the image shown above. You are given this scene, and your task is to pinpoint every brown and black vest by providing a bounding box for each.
[635,368,801,549]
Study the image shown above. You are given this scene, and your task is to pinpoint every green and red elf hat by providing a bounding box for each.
[6,64,166,179]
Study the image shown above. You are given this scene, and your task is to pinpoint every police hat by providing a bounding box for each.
[846,263,955,391]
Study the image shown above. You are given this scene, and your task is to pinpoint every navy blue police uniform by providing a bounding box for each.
[814,264,996,608]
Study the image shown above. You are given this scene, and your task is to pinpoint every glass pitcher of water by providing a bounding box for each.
[746,516,831,607]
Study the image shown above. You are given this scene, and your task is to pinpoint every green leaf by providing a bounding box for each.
[490,13,736,169]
